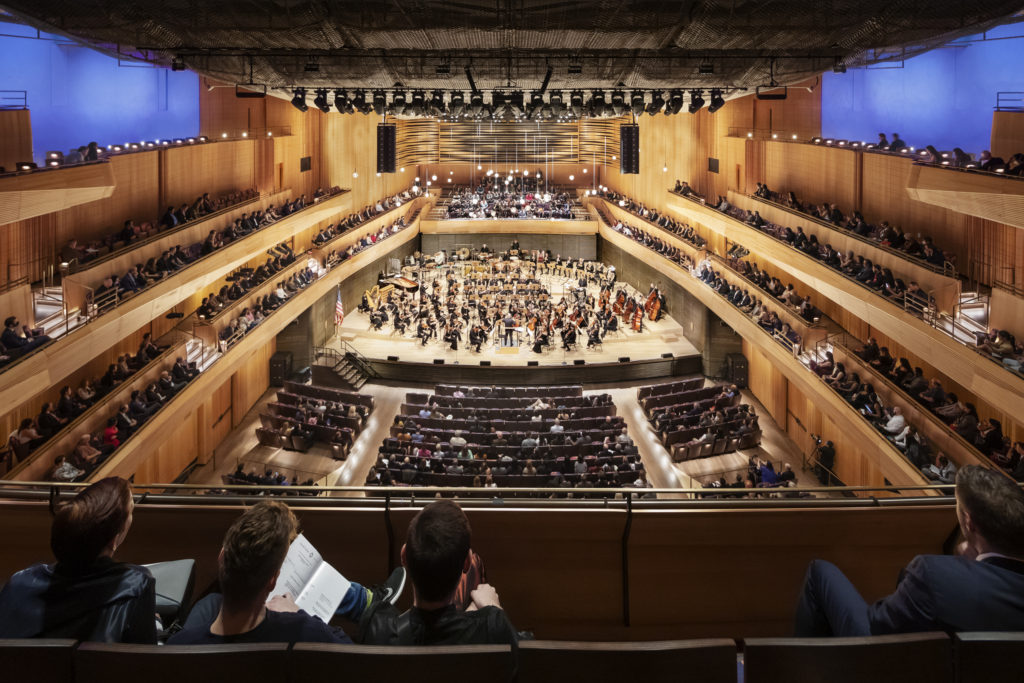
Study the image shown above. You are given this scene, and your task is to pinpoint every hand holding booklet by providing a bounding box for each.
[268,533,351,623]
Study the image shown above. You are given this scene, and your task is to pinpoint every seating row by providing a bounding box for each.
[2,631,1018,683]
[400,404,615,420]
[431,384,583,398]
[636,376,703,400]
[283,380,374,410]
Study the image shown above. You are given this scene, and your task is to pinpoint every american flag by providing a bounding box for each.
[335,290,344,325]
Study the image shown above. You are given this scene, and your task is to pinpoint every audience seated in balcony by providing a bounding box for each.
[1,316,51,362]
[169,500,404,645]
[0,477,157,642]
[794,465,1024,636]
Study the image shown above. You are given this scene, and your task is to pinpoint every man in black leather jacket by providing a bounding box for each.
[359,500,519,647]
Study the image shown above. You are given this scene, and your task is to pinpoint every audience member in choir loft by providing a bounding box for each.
[1,2,1023,681]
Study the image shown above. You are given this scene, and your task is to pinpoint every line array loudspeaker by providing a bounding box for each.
[377,123,397,174]
[620,123,639,174]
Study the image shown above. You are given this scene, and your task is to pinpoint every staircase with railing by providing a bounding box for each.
[313,343,378,391]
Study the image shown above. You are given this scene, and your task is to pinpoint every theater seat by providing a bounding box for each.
[0,639,76,683]
[954,632,1024,683]
[518,639,736,683]
[743,632,953,683]
[292,643,514,683]
[74,643,290,683]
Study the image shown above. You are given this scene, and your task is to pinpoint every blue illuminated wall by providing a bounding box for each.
[0,21,198,164]
[822,23,1024,154]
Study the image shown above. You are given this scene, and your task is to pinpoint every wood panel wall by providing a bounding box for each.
[990,111,1024,161]
[0,109,32,172]
[160,140,256,211]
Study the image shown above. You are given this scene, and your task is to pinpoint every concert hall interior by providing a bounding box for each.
[1,1,1023,677]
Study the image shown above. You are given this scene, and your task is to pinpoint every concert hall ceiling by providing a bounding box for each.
[3,1,1023,108]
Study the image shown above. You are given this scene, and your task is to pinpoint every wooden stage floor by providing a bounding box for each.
[333,276,699,368]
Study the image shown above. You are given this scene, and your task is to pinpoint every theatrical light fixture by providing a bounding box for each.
[629,90,645,116]
[291,88,308,112]
[833,57,847,74]
[688,89,705,114]
[667,90,684,115]
[449,91,465,116]
[333,90,349,113]
[312,89,331,113]
[372,91,387,116]
[707,89,725,114]
[170,56,185,71]
[646,91,665,115]
[389,92,408,115]
[610,90,626,116]
[468,92,484,116]
[549,90,565,116]
[407,91,425,116]
[429,90,445,116]
[353,90,372,114]
[569,91,584,117]
[527,91,544,119]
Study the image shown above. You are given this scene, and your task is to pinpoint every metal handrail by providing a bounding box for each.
[0,89,27,110]
[995,91,1024,112]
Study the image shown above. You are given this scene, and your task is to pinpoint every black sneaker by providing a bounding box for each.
[372,567,407,606]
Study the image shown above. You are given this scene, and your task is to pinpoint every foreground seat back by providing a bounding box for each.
[74,643,290,683]
[955,632,1024,683]
[744,632,953,683]
[0,638,76,683]
[518,639,736,683]
[292,643,514,683]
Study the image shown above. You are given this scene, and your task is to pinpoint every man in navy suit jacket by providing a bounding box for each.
[795,465,1024,636]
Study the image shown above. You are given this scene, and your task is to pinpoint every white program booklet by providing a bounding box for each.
[268,533,351,623]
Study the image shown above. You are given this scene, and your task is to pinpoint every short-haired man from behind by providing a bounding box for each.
[169,500,404,645]
[361,500,519,647]
[794,465,1024,636]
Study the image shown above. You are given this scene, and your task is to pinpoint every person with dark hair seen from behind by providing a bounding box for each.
[361,499,519,647]
[877,133,889,148]
[0,477,156,642]
[169,500,405,644]
[794,465,1024,637]
[84,141,99,162]
[889,133,906,150]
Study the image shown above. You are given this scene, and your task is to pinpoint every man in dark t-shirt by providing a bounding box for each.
[360,500,519,647]
[170,500,403,645]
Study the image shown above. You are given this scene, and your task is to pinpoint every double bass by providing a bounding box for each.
[643,285,658,316]
[648,288,662,321]
[622,298,635,320]
[631,304,644,331]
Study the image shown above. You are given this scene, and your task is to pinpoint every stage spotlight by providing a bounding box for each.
[429,90,445,116]
[372,90,387,115]
[389,92,408,115]
[629,90,645,116]
[667,90,684,115]
[508,91,525,117]
[449,91,466,116]
[313,89,331,113]
[570,90,585,117]
[291,88,308,112]
[527,91,544,119]
[707,88,725,113]
[468,92,484,116]
[549,90,565,116]
[832,56,847,74]
[589,90,606,117]
[646,91,665,115]
[333,90,353,113]
[610,90,626,116]
[688,89,705,114]
[408,91,426,116]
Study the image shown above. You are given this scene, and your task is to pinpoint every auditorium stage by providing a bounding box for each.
[328,272,702,385]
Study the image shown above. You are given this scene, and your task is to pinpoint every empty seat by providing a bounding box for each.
[0,639,76,683]
[954,632,1024,683]
[74,643,290,683]
[292,643,514,683]
[256,428,284,448]
[518,639,736,683]
[743,633,953,683]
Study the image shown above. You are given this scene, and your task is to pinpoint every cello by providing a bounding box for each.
[623,298,635,320]
[612,289,626,315]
